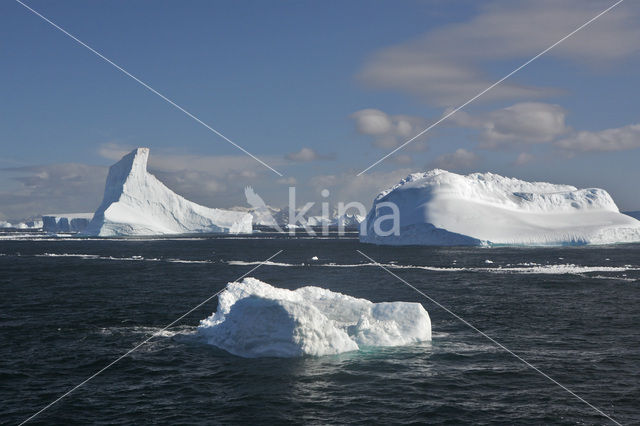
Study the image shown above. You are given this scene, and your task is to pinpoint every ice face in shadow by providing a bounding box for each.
[42,213,93,233]
[82,148,252,236]
[361,169,640,246]
[197,278,431,358]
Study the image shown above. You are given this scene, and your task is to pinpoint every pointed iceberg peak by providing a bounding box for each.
[122,146,150,175]
[83,147,252,236]
[108,147,150,187]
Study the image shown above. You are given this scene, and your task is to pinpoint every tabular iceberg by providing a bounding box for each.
[361,169,640,246]
[197,278,431,358]
[83,148,252,236]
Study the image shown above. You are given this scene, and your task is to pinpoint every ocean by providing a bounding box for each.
[1,231,639,424]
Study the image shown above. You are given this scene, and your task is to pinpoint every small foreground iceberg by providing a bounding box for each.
[197,278,431,358]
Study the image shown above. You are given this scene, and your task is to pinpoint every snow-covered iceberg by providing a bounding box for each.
[361,169,640,246]
[83,148,252,236]
[197,278,431,358]
[43,213,92,233]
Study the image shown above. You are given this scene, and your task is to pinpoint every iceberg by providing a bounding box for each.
[361,169,640,246]
[83,148,252,236]
[197,278,431,358]
[331,212,365,228]
[43,213,92,233]
[25,219,43,229]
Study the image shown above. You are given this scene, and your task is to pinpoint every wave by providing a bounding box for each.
[224,259,638,276]
[226,260,304,267]
[99,325,195,338]
[6,252,637,279]
[37,253,155,261]
[32,253,213,264]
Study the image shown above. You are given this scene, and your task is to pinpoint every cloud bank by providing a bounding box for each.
[359,0,640,106]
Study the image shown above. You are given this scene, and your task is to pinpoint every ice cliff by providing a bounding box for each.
[43,213,92,233]
[198,278,431,358]
[361,169,640,246]
[83,148,252,236]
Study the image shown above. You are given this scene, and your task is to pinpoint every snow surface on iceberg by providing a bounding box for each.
[197,278,431,358]
[361,169,640,246]
[83,148,252,236]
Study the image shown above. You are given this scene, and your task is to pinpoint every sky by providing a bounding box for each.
[1,0,640,221]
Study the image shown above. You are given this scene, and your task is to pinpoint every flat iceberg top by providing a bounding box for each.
[83,148,252,236]
[197,278,431,358]
[362,169,640,246]
[376,169,615,212]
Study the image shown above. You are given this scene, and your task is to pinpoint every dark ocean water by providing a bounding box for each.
[1,232,639,425]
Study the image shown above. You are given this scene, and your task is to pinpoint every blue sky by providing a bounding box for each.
[1,0,639,220]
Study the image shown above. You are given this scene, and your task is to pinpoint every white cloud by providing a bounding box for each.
[555,123,640,153]
[359,0,640,106]
[285,147,335,162]
[431,148,480,171]
[350,108,428,149]
[514,152,535,165]
[351,108,392,135]
[0,163,108,220]
[451,102,569,147]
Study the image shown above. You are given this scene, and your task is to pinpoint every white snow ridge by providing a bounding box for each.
[197,278,431,358]
[361,169,640,246]
[83,148,252,236]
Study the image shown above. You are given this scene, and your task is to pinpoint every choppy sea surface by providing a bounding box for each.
[1,230,639,425]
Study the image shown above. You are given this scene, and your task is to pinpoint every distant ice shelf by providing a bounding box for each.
[197,278,431,358]
[361,169,640,246]
[82,148,252,236]
[1,219,43,230]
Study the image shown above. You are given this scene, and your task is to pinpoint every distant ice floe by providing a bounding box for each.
[197,278,431,357]
[0,220,42,230]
